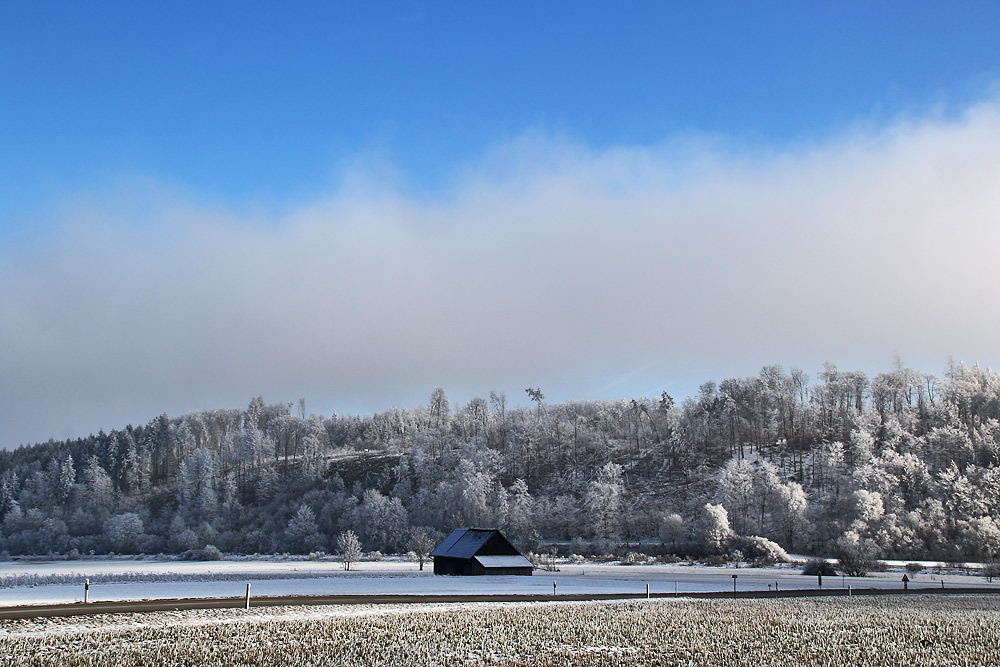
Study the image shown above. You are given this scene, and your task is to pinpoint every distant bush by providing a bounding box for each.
[731,536,790,567]
[200,545,222,561]
[700,555,728,566]
[835,532,881,577]
[905,562,924,574]
[802,558,838,576]
[623,552,649,565]
[529,551,559,571]
[568,537,590,557]
[181,545,222,561]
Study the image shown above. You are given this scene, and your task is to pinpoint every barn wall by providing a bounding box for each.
[483,566,533,576]
[433,557,464,575]
[482,533,519,556]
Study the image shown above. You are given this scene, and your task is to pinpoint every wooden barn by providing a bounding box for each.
[430,528,534,576]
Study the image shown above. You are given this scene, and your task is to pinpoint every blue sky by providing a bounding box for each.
[4,2,997,219]
[2,3,1000,446]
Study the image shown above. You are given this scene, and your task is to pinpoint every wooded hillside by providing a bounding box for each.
[2,359,999,566]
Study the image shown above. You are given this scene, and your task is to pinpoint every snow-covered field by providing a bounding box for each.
[0,556,993,607]
[4,596,1000,666]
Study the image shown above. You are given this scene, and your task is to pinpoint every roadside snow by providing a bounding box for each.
[0,557,993,607]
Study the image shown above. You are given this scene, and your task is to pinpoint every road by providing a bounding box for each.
[1,587,997,620]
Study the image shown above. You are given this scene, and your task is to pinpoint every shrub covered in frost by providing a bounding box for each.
[731,535,790,566]
[802,558,839,576]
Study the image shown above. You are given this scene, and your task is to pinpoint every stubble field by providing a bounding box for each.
[1,595,998,666]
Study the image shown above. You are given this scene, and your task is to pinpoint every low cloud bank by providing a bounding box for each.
[3,102,1000,446]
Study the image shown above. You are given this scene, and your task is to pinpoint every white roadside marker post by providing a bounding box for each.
[84,578,89,604]
[553,580,557,596]
[245,583,251,610]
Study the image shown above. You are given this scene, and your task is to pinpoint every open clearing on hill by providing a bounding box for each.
[1,595,998,666]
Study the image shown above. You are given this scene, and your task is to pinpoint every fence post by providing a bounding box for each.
[646,583,649,599]
[245,583,251,610]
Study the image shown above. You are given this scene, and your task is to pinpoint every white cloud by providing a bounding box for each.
[4,101,1000,446]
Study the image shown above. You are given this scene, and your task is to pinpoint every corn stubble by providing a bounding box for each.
[2,596,998,666]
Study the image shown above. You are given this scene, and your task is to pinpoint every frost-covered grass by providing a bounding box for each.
[2,595,999,666]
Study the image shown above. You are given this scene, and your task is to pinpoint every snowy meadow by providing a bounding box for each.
[0,556,992,607]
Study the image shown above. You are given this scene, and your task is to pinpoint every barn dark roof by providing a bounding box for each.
[430,528,503,559]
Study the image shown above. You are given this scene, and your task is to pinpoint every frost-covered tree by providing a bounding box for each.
[526,388,544,421]
[718,458,754,534]
[658,512,686,553]
[360,489,408,552]
[103,513,145,554]
[700,503,731,555]
[505,479,535,549]
[39,517,70,554]
[285,504,322,553]
[773,481,808,549]
[585,462,623,541]
[299,429,326,483]
[407,526,437,571]
[168,515,199,552]
[0,474,19,513]
[177,448,219,525]
[956,516,1000,562]
[834,530,881,576]
[50,455,76,504]
[80,456,114,518]
[336,530,362,570]
[428,387,451,428]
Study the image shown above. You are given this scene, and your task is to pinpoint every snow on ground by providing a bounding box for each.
[0,556,994,607]
[0,555,410,578]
